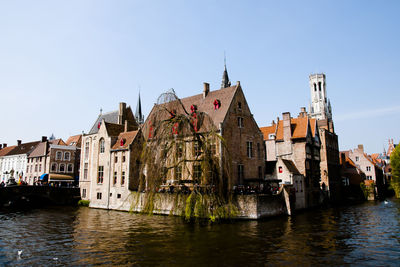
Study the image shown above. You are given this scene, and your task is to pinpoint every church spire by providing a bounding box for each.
[135,91,144,124]
[221,54,231,88]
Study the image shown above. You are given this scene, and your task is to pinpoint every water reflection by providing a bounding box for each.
[0,199,400,266]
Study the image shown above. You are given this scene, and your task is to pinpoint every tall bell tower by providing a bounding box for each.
[309,73,332,121]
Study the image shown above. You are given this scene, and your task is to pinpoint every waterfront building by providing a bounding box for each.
[339,152,366,200]
[0,144,17,183]
[343,145,385,199]
[142,66,265,191]
[260,110,321,208]
[25,136,82,185]
[79,102,142,210]
[308,74,341,202]
[0,140,40,183]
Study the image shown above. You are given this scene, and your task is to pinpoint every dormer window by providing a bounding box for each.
[268,134,275,140]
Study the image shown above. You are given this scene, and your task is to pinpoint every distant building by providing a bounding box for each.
[0,144,17,183]
[340,152,366,200]
[0,140,40,183]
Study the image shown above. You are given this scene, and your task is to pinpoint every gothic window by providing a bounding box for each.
[314,83,317,91]
[318,82,322,91]
[99,139,105,153]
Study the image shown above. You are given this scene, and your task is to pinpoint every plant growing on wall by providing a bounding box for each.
[390,144,400,198]
[136,89,236,220]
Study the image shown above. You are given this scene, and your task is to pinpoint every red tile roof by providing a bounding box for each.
[111,130,139,150]
[260,125,276,140]
[66,135,82,147]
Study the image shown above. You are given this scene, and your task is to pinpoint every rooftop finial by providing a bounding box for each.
[221,52,231,88]
[135,90,144,124]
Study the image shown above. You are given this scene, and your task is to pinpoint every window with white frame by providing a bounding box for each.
[98,166,104,184]
[64,152,70,161]
[99,139,105,153]
[84,163,88,179]
[84,141,89,160]
[56,151,62,160]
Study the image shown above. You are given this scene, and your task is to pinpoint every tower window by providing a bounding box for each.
[314,83,317,92]
[318,82,322,91]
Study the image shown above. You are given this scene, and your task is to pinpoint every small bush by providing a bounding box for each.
[78,200,90,207]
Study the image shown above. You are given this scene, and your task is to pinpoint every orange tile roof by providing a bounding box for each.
[111,130,139,150]
[0,146,17,157]
[309,118,317,137]
[66,134,82,147]
[260,125,276,140]
[274,116,309,141]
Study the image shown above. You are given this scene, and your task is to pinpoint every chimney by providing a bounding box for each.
[118,102,127,124]
[299,107,307,118]
[3,143,7,148]
[272,120,275,125]
[236,81,241,86]
[124,120,128,132]
[17,140,22,146]
[358,144,364,152]
[282,112,292,142]
[41,136,47,142]
[203,82,210,98]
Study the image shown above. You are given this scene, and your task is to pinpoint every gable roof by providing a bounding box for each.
[50,139,66,145]
[0,146,17,157]
[104,122,125,137]
[260,125,276,140]
[28,142,47,158]
[89,111,119,134]
[146,85,239,133]
[7,141,40,156]
[111,130,140,150]
[274,116,310,141]
[66,135,82,147]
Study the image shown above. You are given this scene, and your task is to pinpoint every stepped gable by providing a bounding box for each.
[111,130,139,150]
[7,141,40,156]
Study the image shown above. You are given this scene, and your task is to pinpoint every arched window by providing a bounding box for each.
[64,152,70,161]
[59,164,65,173]
[99,139,105,153]
[56,151,62,160]
[51,163,57,172]
[67,164,73,173]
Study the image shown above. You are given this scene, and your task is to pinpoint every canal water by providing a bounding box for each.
[1,199,399,266]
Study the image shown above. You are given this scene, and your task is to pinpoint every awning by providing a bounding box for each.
[39,173,49,181]
[49,174,74,182]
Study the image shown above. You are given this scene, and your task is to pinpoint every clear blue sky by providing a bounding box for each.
[0,0,399,154]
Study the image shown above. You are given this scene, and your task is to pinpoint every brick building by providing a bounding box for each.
[260,110,321,207]
[142,67,265,191]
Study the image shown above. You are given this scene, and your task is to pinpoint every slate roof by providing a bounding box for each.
[89,111,119,134]
[104,122,125,137]
[7,141,40,156]
[111,130,139,150]
[0,146,17,157]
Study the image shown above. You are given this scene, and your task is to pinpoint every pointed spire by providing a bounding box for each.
[135,91,144,124]
[221,53,231,88]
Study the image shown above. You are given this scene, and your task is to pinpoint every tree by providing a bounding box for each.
[390,144,400,198]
